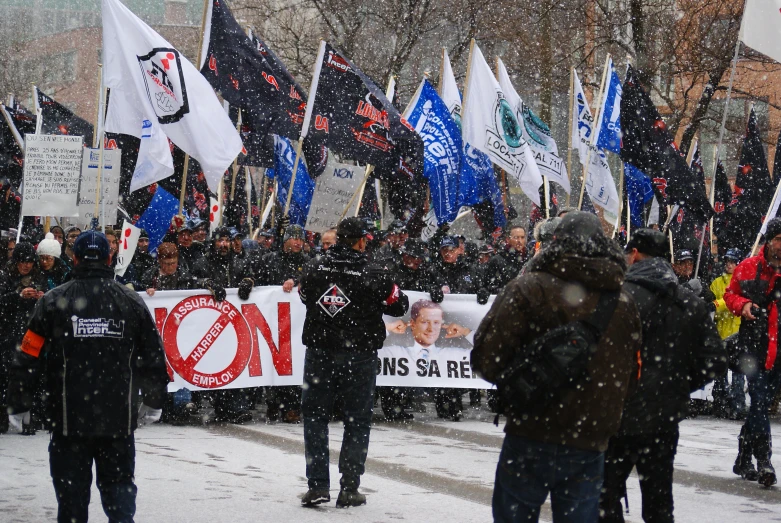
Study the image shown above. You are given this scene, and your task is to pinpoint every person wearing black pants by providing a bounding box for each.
[298,218,408,508]
[49,433,137,522]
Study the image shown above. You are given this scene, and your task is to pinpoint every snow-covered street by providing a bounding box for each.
[1,406,780,522]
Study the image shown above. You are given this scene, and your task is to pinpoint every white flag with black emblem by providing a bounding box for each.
[101,0,242,191]
[462,42,542,205]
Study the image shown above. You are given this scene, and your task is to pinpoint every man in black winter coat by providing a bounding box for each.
[259,224,311,423]
[599,229,726,523]
[203,227,255,423]
[298,218,408,508]
[479,224,531,293]
[6,230,170,523]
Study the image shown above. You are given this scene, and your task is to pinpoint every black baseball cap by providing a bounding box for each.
[624,228,668,258]
[387,219,407,234]
[337,217,373,240]
[73,230,110,261]
[675,249,694,262]
[402,238,427,259]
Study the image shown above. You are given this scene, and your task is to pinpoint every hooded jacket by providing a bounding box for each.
[7,263,170,437]
[472,237,641,452]
[724,245,781,370]
[619,256,725,435]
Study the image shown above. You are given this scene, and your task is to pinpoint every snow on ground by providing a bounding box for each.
[1,404,780,522]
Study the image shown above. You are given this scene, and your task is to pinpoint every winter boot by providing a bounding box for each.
[734,425,759,481]
[753,434,777,487]
[301,489,330,507]
[335,488,366,508]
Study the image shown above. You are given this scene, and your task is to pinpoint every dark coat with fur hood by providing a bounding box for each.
[472,234,642,452]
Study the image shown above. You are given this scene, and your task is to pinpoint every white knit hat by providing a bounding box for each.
[37,233,62,259]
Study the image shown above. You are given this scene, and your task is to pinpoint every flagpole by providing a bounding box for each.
[543,176,550,218]
[438,48,446,94]
[284,40,326,216]
[611,161,624,239]
[461,39,477,147]
[709,37,741,212]
[565,67,575,207]
[694,221,708,279]
[246,167,253,237]
[178,0,212,218]
[95,71,108,231]
[710,146,718,247]
[578,53,611,210]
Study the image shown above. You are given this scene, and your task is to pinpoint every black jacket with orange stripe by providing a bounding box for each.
[7,262,170,437]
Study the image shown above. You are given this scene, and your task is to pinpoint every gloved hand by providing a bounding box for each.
[8,411,30,433]
[476,287,490,305]
[685,278,702,296]
[137,404,162,426]
[430,286,444,304]
[238,278,255,300]
[276,214,291,234]
[206,281,227,302]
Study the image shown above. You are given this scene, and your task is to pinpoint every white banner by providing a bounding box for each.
[304,157,363,233]
[78,147,122,227]
[141,288,494,391]
[21,134,83,217]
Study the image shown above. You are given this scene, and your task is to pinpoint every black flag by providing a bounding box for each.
[721,107,774,252]
[35,87,94,145]
[1,103,35,185]
[712,160,732,244]
[773,126,781,180]
[620,66,713,220]
[305,43,423,171]
[200,0,307,145]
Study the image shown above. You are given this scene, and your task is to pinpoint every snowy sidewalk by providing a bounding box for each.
[1,410,780,522]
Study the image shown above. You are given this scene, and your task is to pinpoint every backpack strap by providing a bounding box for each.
[582,290,621,338]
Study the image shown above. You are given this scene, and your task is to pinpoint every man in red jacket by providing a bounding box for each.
[724,217,781,487]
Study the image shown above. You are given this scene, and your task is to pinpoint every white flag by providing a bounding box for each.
[129,119,174,192]
[115,220,140,277]
[209,196,222,228]
[571,70,619,216]
[101,0,242,192]
[440,49,461,120]
[462,42,542,205]
[496,58,570,194]
[740,0,781,65]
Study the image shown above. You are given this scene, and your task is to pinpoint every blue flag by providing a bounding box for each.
[135,187,179,254]
[624,163,654,227]
[596,61,623,154]
[405,80,462,224]
[265,135,315,227]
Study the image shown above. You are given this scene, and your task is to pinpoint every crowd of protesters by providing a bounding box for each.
[1,207,780,519]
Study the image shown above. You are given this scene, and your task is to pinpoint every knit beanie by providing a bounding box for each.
[37,233,62,258]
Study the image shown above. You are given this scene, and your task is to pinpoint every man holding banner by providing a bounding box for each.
[298,217,408,508]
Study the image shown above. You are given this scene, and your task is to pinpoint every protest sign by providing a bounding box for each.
[21,134,83,217]
[78,147,122,227]
[141,289,494,391]
[304,158,363,233]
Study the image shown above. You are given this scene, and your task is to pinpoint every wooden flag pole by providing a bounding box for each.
[565,67,575,207]
[284,40,326,216]
[710,39,742,214]
[94,70,108,231]
[578,54,611,210]
[178,0,211,218]
[611,161,624,239]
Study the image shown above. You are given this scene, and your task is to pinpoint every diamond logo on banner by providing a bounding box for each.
[318,285,351,317]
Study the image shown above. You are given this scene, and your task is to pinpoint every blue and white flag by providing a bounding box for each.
[404,79,462,224]
[624,163,654,227]
[595,60,623,154]
[571,70,619,216]
[265,135,315,227]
